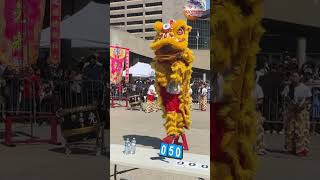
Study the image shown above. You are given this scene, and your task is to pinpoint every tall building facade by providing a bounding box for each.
[110,0,209,49]
[110,0,187,40]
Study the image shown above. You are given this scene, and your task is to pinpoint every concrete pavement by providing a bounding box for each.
[110,104,210,180]
[256,134,320,180]
[0,123,108,180]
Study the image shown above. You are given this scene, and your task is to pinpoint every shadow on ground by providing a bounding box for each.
[123,135,162,149]
[0,131,20,139]
[266,148,291,155]
[49,141,99,156]
[49,146,98,156]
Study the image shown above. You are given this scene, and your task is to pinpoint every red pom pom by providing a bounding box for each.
[169,19,175,25]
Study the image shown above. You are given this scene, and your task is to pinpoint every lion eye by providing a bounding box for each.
[177,27,185,35]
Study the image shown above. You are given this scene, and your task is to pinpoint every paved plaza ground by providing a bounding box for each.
[256,133,320,180]
[110,104,320,180]
[0,123,108,180]
[110,104,210,180]
[1,103,320,180]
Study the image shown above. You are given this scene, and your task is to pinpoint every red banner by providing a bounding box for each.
[50,0,61,64]
[110,46,130,84]
[125,49,130,83]
[0,0,45,68]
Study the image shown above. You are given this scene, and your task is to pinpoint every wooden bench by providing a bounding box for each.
[110,144,210,179]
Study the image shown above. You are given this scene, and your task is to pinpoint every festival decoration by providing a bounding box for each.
[183,0,206,21]
[150,19,194,150]
[57,105,106,155]
[0,0,45,67]
[50,0,61,64]
[125,49,130,83]
[110,46,129,84]
[211,0,265,180]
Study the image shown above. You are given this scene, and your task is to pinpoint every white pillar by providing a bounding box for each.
[203,73,206,82]
[297,37,307,69]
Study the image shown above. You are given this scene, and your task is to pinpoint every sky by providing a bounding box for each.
[206,0,210,10]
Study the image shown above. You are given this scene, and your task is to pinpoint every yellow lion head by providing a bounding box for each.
[150,19,192,56]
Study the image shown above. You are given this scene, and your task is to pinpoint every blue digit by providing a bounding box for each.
[167,144,183,159]
[168,144,175,157]
[176,146,181,158]
[160,143,168,156]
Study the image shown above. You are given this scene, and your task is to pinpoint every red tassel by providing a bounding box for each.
[181,133,189,150]
[162,135,175,144]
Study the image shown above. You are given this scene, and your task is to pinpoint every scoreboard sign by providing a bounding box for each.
[160,143,183,159]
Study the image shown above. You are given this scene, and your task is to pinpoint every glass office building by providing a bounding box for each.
[187,10,210,50]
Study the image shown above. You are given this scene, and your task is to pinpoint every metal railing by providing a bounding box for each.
[259,87,320,134]
[0,77,106,116]
[109,83,211,109]
[0,77,107,146]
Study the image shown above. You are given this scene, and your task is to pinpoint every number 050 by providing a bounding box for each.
[159,143,183,159]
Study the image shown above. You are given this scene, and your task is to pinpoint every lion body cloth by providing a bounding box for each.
[211,0,265,180]
[150,19,194,150]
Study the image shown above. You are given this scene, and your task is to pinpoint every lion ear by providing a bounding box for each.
[154,21,163,32]
[186,25,192,32]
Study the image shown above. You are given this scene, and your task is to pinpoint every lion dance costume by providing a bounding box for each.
[150,19,194,150]
[211,0,264,179]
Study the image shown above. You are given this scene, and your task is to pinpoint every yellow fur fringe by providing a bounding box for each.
[211,1,265,180]
[150,20,194,136]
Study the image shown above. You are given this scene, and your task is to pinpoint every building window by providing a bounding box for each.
[111,22,125,26]
[146,2,162,7]
[145,36,154,40]
[127,12,143,17]
[127,21,143,25]
[127,29,143,33]
[145,28,154,32]
[127,4,143,9]
[187,19,210,49]
[145,19,162,23]
[146,11,162,15]
[111,14,125,18]
[110,6,125,10]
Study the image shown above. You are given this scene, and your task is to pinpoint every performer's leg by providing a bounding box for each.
[145,100,151,113]
[284,112,294,152]
[303,120,311,154]
[203,95,207,111]
[200,96,204,111]
[296,110,310,156]
[163,112,179,143]
[176,113,189,150]
[256,112,266,154]
[152,100,158,112]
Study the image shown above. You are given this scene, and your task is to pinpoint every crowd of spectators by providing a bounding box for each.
[0,53,107,119]
[111,77,211,104]
[256,54,320,134]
